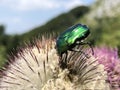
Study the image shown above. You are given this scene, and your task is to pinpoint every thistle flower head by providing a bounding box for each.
[0,37,110,90]
[58,45,110,90]
[0,38,59,90]
[94,47,120,89]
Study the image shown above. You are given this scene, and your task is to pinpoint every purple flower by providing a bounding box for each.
[94,47,120,89]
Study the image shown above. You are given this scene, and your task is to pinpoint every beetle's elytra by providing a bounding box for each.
[56,24,90,56]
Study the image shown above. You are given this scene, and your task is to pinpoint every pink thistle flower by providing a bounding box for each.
[94,47,120,89]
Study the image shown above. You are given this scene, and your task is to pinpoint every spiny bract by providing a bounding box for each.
[0,37,110,90]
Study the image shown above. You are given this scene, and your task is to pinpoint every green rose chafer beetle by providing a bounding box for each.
[56,23,94,57]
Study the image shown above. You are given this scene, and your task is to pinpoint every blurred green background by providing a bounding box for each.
[0,0,120,68]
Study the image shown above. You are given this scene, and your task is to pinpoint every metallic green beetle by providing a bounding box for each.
[56,24,93,57]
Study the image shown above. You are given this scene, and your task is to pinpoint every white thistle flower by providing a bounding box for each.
[0,38,59,90]
[0,37,110,90]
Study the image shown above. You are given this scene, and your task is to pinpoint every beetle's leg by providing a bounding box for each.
[61,51,68,63]
[76,41,94,55]
[65,51,68,63]
[70,48,89,58]
[59,52,68,69]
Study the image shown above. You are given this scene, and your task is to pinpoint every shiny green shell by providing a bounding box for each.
[56,24,90,55]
